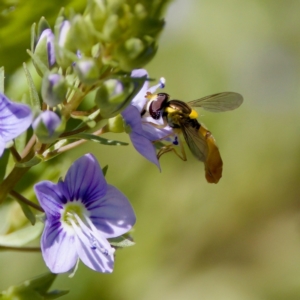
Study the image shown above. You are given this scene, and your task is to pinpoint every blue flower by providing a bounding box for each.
[121,69,175,169]
[0,93,32,157]
[32,111,63,143]
[35,28,56,68]
[41,73,68,107]
[34,154,136,274]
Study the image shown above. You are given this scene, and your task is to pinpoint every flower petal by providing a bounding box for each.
[34,181,64,218]
[89,185,136,238]
[32,110,61,136]
[74,226,114,273]
[130,69,149,111]
[63,154,107,204]
[41,220,78,273]
[0,136,5,157]
[122,106,160,169]
[130,131,160,169]
[0,93,32,143]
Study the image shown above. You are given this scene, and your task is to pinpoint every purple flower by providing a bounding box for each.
[41,73,67,107]
[0,93,32,157]
[32,111,62,143]
[35,28,56,68]
[34,154,136,274]
[121,69,175,169]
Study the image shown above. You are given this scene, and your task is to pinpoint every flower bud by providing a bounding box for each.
[55,20,76,69]
[115,37,157,71]
[102,14,123,42]
[32,111,65,143]
[106,114,125,133]
[41,74,68,107]
[87,0,107,31]
[68,15,95,54]
[33,28,55,73]
[74,58,100,85]
[95,79,132,118]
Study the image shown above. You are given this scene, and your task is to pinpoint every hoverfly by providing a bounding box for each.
[141,92,243,183]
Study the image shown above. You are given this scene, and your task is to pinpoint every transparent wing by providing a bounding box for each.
[179,120,208,162]
[188,92,243,112]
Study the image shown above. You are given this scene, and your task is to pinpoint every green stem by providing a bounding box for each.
[21,134,36,158]
[10,146,22,162]
[45,127,106,159]
[0,166,31,205]
[9,190,44,212]
[0,246,41,252]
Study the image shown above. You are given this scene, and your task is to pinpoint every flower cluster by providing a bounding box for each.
[0,0,176,284]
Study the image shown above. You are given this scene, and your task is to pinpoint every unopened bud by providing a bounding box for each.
[74,58,100,85]
[33,28,55,74]
[41,74,68,107]
[32,111,65,143]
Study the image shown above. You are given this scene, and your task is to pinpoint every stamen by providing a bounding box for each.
[82,214,115,256]
[90,236,97,250]
[173,136,179,145]
[148,77,166,94]
[159,77,166,88]
[72,213,114,256]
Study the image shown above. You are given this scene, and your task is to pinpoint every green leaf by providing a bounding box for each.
[30,22,36,53]
[27,49,49,77]
[44,290,69,299]
[71,108,101,128]
[0,223,43,247]
[37,17,50,38]
[68,133,128,146]
[102,165,108,176]
[15,156,42,168]
[0,150,9,183]
[15,198,36,225]
[25,273,56,294]
[23,62,41,109]
[0,273,69,300]
[0,66,4,93]
[109,235,135,248]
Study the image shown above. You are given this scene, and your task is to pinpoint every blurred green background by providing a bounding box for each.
[1,0,300,299]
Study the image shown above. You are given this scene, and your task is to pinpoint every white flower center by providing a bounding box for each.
[61,201,114,256]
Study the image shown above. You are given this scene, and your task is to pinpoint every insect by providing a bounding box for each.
[142,92,243,183]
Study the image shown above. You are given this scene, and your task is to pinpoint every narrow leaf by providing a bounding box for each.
[102,165,108,176]
[0,150,9,183]
[0,223,43,247]
[44,290,69,299]
[15,156,42,168]
[109,235,135,248]
[23,62,41,109]
[31,22,36,52]
[27,49,49,77]
[68,133,128,146]
[15,198,36,225]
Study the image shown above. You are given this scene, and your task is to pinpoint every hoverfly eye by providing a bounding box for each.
[157,93,169,100]
[149,93,169,119]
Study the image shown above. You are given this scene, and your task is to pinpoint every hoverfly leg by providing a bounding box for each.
[156,132,187,161]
